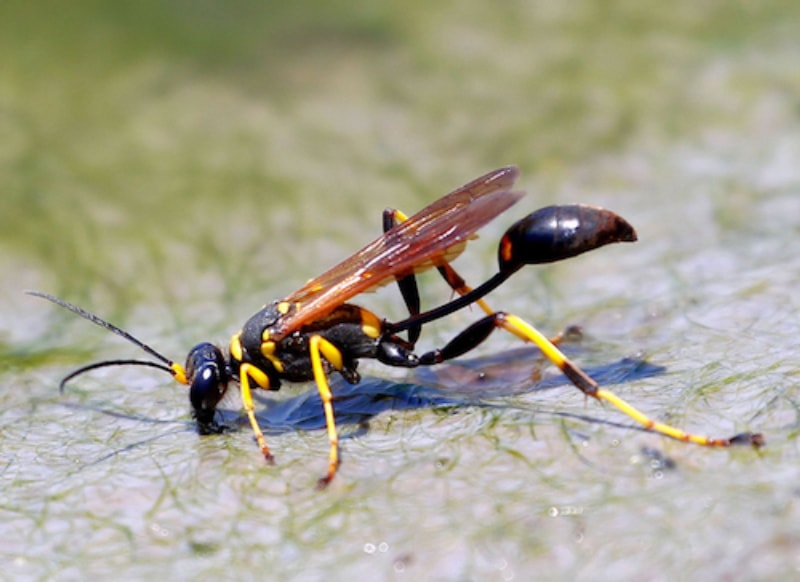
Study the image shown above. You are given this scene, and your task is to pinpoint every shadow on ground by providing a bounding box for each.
[60,347,664,441]
[255,347,664,433]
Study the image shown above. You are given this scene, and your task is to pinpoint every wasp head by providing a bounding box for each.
[185,342,230,433]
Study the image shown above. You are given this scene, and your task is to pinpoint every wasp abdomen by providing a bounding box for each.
[498,204,637,273]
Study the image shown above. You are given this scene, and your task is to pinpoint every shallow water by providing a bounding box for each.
[2,2,800,580]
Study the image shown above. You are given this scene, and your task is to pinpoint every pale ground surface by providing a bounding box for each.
[2,2,799,580]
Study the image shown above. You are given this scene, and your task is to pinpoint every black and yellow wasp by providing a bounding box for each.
[31,166,763,487]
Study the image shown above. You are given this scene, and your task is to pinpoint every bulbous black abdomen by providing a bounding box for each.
[498,204,637,273]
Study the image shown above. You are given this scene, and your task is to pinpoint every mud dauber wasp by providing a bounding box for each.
[30,166,764,487]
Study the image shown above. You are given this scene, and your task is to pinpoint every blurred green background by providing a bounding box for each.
[2,1,799,580]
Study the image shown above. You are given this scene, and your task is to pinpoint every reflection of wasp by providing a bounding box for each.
[31,166,764,487]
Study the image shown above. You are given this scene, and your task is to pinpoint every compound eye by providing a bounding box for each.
[190,363,226,425]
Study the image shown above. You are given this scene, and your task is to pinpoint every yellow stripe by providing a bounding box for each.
[317,336,343,371]
[230,333,243,362]
[239,364,273,462]
[260,341,285,373]
[597,389,720,446]
[171,363,188,385]
[309,335,340,486]
[501,314,568,368]
[360,308,382,339]
[496,312,740,447]
[393,209,410,222]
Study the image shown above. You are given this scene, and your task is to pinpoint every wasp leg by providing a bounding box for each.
[384,208,423,343]
[432,261,585,348]
[385,208,499,343]
[418,245,577,348]
[238,363,276,463]
[308,334,346,488]
[388,207,568,347]
[419,312,764,448]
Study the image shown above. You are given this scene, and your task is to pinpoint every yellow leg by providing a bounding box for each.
[392,210,763,448]
[239,363,274,463]
[438,262,575,346]
[309,335,343,488]
[392,209,564,340]
[497,313,763,447]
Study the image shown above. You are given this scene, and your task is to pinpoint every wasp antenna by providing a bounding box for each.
[58,359,176,393]
[26,291,176,367]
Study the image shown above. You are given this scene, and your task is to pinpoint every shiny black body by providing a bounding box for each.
[238,303,382,387]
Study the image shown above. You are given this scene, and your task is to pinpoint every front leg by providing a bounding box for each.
[308,334,346,488]
[239,363,275,464]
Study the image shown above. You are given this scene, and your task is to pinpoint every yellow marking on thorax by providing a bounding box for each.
[230,333,243,362]
[277,301,291,315]
[360,308,383,339]
[260,340,285,373]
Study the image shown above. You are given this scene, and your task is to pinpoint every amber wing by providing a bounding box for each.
[271,166,524,338]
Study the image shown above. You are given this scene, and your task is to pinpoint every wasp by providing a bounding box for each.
[30,166,764,487]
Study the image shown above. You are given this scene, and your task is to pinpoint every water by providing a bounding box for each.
[2,2,799,579]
